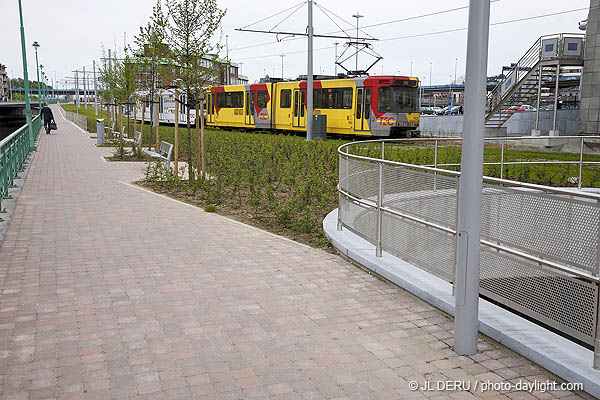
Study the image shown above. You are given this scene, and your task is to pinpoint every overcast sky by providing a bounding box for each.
[0,0,590,89]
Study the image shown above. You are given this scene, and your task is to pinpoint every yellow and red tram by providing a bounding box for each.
[205,75,420,137]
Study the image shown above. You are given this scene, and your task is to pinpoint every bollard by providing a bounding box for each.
[96,118,104,145]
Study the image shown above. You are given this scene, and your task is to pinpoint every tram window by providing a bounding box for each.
[364,89,371,119]
[256,90,268,108]
[313,90,323,108]
[378,87,418,113]
[301,91,305,117]
[280,89,291,108]
[313,88,352,109]
[245,93,250,115]
[356,89,363,119]
[342,88,352,109]
[216,91,243,108]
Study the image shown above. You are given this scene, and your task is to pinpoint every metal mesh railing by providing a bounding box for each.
[63,110,87,131]
[337,137,600,367]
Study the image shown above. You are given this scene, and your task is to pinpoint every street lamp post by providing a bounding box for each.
[40,65,44,104]
[32,41,41,109]
[19,0,34,149]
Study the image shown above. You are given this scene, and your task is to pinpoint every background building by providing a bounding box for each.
[0,65,8,102]
[580,0,600,134]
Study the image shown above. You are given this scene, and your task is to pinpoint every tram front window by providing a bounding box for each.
[378,87,418,113]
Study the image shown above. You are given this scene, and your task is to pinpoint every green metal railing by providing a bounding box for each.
[0,115,41,214]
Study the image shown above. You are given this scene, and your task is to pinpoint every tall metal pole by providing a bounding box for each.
[75,70,79,110]
[225,35,229,85]
[334,42,339,76]
[307,0,314,140]
[352,12,363,73]
[535,65,542,132]
[454,0,491,356]
[8,70,12,101]
[93,60,98,115]
[430,62,432,86]
[33,45,41,109]
[18,0,34,149]
[552,63,560,133]
[83,66,87,109]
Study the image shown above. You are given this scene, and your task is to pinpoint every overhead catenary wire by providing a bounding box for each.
[229,0,502,52]
[234,6,591,61]
[240,1,306,29]
[313,3,352,39]
[314,2,376,40]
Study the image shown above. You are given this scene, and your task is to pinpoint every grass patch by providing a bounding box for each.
[70,104,600,249]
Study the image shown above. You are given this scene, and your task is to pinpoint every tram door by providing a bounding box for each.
[354,87,371,132]
[245,90,254,125]
[292,89,306,128]
[207,93,214,124]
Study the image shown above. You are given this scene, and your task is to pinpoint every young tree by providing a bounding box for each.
[166,0,226,180]
[133,0,169,149]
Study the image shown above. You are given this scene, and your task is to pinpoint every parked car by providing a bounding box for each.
[438,106,461,115]
[430,107,443,114]
[420,106,435,115]
[517,104,536,112]
[507,104,536,113]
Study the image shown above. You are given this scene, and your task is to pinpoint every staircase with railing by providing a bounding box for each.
[485,33,585,129]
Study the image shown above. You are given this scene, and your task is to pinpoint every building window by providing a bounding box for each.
[280,89,291,108]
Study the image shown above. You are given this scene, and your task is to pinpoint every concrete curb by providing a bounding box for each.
[323,209,600,399]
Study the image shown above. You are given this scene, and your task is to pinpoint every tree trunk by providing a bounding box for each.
[200,99,206,179]
[119,103,123,142]
[133,100,137,137]
[155,94,160,151]
[141,100,145,146]
[195,102,201,180]
[174,92,179,178]
[187,105,193,182]
[139,100,144,155]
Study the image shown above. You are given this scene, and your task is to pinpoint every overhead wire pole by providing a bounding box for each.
[454,0,491,356]
[307,0,314,141]
[352,12,363,72]
[235,0,375,140]
[83,66,87,109]
[93,60,98,115]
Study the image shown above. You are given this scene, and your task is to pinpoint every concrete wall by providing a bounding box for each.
[580,0,600,134]
[420,109,580,136]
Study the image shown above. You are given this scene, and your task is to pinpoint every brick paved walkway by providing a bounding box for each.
[0,106,589,400]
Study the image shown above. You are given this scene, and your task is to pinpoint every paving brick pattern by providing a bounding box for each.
[0,107,590,399]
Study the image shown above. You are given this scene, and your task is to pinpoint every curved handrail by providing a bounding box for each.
[338,136,600,201]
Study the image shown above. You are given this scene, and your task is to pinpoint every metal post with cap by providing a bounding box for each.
[454,0,491,356]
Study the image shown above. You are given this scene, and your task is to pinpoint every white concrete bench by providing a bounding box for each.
[123,130,141,146]
[143,141,173,168]
[105,121,115,136]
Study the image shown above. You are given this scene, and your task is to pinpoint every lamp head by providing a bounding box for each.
[32,41,40,49]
